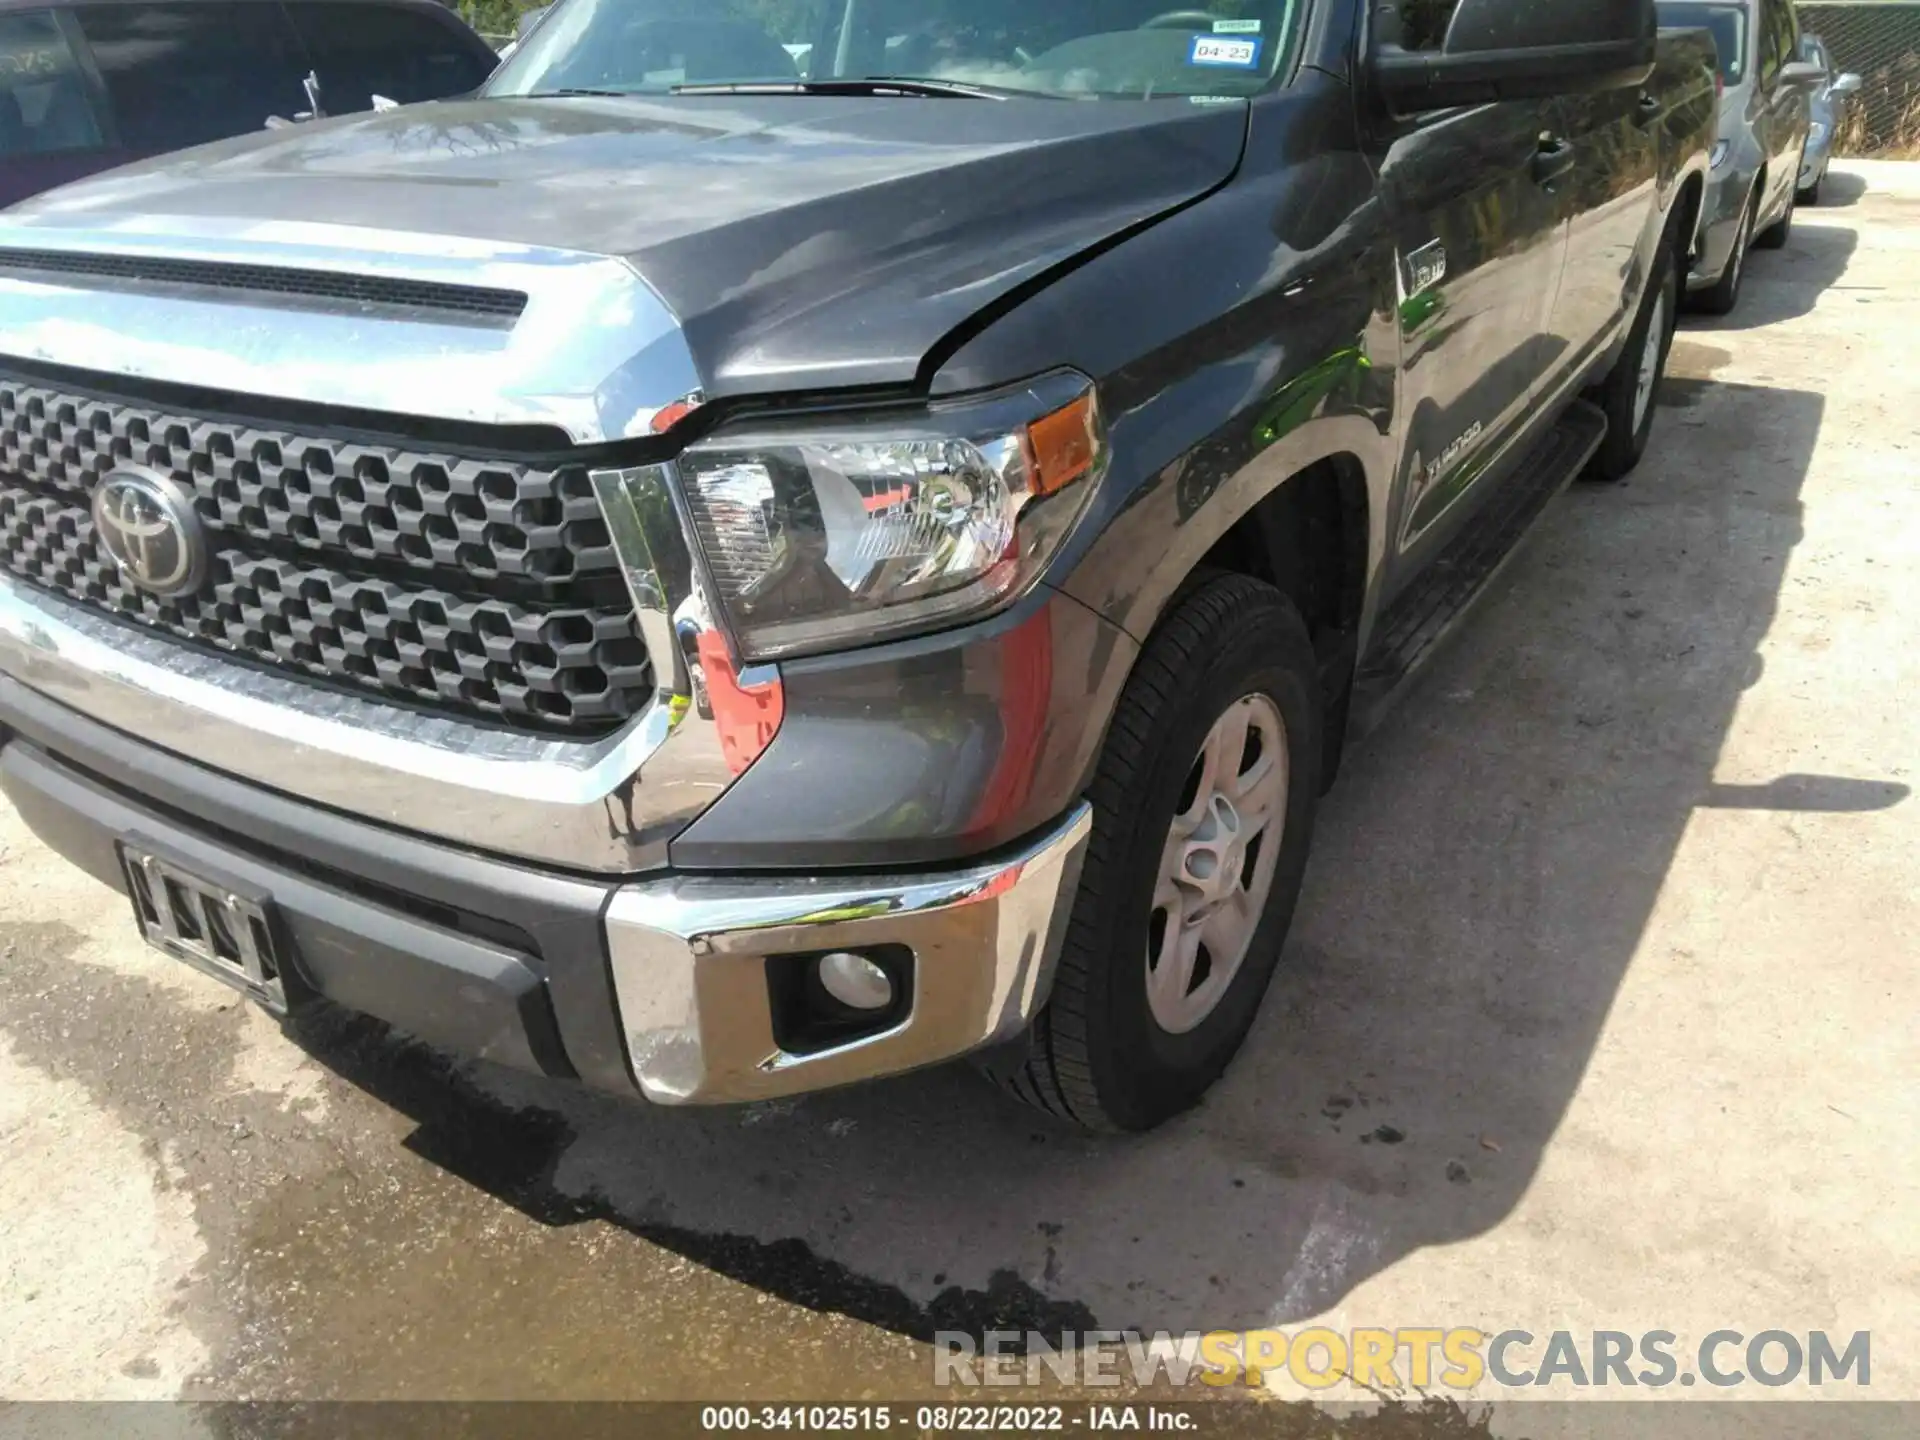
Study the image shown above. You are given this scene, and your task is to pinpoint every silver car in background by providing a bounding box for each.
[1657,0,1822,315]
[1797,32,1863,204]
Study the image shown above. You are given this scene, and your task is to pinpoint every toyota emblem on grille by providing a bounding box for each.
[91,469,207,598]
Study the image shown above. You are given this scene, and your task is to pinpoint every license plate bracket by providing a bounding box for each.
[117,837,291,1014]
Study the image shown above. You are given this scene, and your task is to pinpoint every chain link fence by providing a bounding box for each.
[1798,2,1920,153]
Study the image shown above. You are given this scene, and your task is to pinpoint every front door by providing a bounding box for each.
[1368,95,1570,595]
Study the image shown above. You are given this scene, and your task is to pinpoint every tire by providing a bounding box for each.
[1797,175,1822,207]
[1586,238,1680,483]
[1755,183,1793,250]
[1692,187,1755,316]
[1001,575,1322,1133]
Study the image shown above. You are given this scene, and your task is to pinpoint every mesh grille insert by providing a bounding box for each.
[0,376,651,735]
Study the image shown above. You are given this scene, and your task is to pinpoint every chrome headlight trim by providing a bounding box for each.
[661,370,1106,665]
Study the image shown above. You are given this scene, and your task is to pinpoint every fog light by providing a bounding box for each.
[817,951,895,1011]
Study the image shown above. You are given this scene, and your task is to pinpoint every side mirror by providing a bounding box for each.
[1372,0,1656,113]
[1832,72,1864,97]
[1779,60,1826,89]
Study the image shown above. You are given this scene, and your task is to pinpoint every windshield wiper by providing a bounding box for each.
[515,87,640,99]
[670,77,1025,100]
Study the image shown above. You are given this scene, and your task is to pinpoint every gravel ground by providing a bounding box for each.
[1,161,1916,1418]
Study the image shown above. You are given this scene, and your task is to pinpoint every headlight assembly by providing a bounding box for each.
[1710,140,1730,170]
[670,372,1105,662]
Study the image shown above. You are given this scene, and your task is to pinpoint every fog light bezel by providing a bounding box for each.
[765,944,915,1057]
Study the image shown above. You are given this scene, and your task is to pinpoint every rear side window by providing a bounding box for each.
[282,2,496,112]
[0,10,106,156]
[74,2,310,151]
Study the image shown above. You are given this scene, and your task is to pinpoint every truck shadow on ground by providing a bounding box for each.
[288,377,1902,1347]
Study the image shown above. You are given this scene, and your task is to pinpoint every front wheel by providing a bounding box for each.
[1001,575,1323,1132]
[1692,189,1755,316]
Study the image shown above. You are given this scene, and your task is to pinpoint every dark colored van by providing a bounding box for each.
[0,0,498,208]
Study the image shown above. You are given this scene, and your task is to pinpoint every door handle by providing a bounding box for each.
[1634,93,1662,127]
[1532,137,1575,187]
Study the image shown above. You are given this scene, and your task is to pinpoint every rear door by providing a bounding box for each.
[71,0,309,159]
[1366,14,1568,584]
[279,1,498,112]
[1544,74,1664,396]
[0,8,116,207]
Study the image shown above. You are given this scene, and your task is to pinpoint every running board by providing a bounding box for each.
[1350,399,1609,737]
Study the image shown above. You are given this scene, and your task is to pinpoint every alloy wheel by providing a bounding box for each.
[1147,693,1289,1035]
[1633,283,1669,435]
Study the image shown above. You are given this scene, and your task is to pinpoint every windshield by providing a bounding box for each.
[1657,3,1748,86]
[487,0,1304,102]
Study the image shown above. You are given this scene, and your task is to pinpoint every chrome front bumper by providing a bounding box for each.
[604,802,1092,1104]
[0,662,1093,1106]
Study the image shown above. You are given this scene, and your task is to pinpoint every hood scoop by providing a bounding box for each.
[0,247,527,328]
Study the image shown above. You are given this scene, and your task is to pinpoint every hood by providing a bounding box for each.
[0,96,1246,434]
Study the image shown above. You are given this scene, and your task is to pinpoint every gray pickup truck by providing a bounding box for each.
[0,0,1715,1132]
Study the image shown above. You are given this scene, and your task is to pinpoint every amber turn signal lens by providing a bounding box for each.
[1026,392,1101,497]
[649,397,702,434]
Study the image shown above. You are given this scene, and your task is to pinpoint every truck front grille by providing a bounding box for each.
[0,377,653,734]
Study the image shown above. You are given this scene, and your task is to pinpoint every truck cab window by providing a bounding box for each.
[0,11,104,156]
[281,3,498,112]
[74,2,309,150]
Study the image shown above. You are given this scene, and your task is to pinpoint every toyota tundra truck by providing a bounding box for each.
[0,0,1715,1132]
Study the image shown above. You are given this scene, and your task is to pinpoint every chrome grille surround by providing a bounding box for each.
[0,219,747,870]
[0,375,649,732]
[0,463,741,873]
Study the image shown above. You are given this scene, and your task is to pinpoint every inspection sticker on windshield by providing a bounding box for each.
[1190,35,1262,67]
[1212,19,1263,33]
